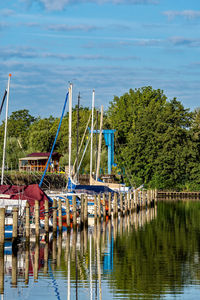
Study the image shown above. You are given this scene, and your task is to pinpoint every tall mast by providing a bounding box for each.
[1,74,11,185]
[68,83,72,179]
[90,90,95,185]
[96,105,103,181]
[76,92,80,183]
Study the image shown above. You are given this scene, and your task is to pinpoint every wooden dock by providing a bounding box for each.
[157,191,200,200]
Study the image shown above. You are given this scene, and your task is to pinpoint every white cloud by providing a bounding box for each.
[163,10,200,20]
[28,0,158,11]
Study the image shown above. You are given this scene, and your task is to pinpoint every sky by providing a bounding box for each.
[0,0,200,117]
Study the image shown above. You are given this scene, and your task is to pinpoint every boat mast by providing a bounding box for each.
[76,92,80,183]
[1,74,11,185]
[68,83,72,180]
[96,105,103,181]
[90,90,95,185]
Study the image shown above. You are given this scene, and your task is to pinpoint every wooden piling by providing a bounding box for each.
[12,207,18,242]
[0,243,4,294]
[94,195,97,221]
[127,191,130,213]
[80,194,84,228]
[0,208,5,244]
[114,193,118,218]
[58,198,62,232]
[125,192,128,215]
[84,195,88,226]
[35,201,40,240]
[120,193,123,215]
[102,193,106,220]
[34,241,39,280]
[108,192,111,218]
[131,192,134,213]
[72,195,77,227]
[66,198,70,229]
[97,194,101,219]
[142,190,146,208]
[44,199,49,234]
[25,202,30,240]
[53,198,57,236]
[25,243,29,285]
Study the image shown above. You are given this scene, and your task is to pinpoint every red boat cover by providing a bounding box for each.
[0,184,52,217]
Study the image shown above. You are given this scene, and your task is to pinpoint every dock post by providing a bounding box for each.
[25,242,29,285]
[142,190,146,208]
[0,208,5,244]
[114,193,118,218]
[53,198,57,237]
[94,195,97,221]
[44,199,49,236]
[125,192,128,215]
[127,191,130,214]
[72,195,77,228]
[0,242,4,295]
[103,193,106,220]
[84,195,88,227]
[58,198,62,233]
[66,198,70,230]
[80,194,84,229]
[131,192,134,213]
[12,207,18,244]
[35,201,40,241]
[120,193,123,216]
[108,192,111,219]
[25,202,30,241]
[97,194,101,219]
[155,189,158,204]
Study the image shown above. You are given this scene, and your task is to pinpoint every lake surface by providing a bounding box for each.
[2,201,200,300]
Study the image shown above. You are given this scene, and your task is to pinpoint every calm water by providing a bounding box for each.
[2,202,200,300]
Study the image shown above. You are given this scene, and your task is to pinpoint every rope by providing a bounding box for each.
[39,91,69,188]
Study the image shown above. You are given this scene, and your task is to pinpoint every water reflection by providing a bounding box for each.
[2,203,200,299]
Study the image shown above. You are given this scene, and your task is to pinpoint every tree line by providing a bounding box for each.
[0,86,200,190]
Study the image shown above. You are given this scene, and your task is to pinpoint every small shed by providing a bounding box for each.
[19,152,61,173]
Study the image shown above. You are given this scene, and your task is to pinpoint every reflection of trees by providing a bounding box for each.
[109,202,200,298]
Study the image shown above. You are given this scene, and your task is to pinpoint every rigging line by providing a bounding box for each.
[0,89,7,116]
[39,91,69,188]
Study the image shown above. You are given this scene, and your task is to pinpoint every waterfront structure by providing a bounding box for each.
[19,152,61,173]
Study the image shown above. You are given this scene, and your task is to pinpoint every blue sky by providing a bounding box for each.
[0,0,200,117]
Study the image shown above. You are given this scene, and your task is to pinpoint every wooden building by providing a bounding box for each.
[19,152,61,173]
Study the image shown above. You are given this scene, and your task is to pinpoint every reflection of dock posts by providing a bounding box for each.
[0,243,4,295]
[52,235,57,270]
[12,207,18,246]
[57,233,62,268]
[108,192,111,219]
[103,193,106,220]
[94,195,97,221]
[125,192,128,215]
[44,199,49,241]
[80,194,84,229]
[102,220,106,248]
[113,215,117,240]
[124,214,127,232]
[84,195,88,227]
[25,242,29,285]
[53,198,57,237]
[11,251,17,287]
[34,241,39,280]
[120,193,123,216]
[108,219,112,243]
[97,194,101,220]
[65,231,70,265]
[72,228,77,260]
[35,201,40,242]
[120,214,123,235]
[66,198,70,230]
[0,208,5,244]
[72,195,77,228]
[44,241,49,274]
[25,202,30,242]
[83,224,88,254]
[97,222,102,300]
[80,228,84,256]
[58,198,62,233]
